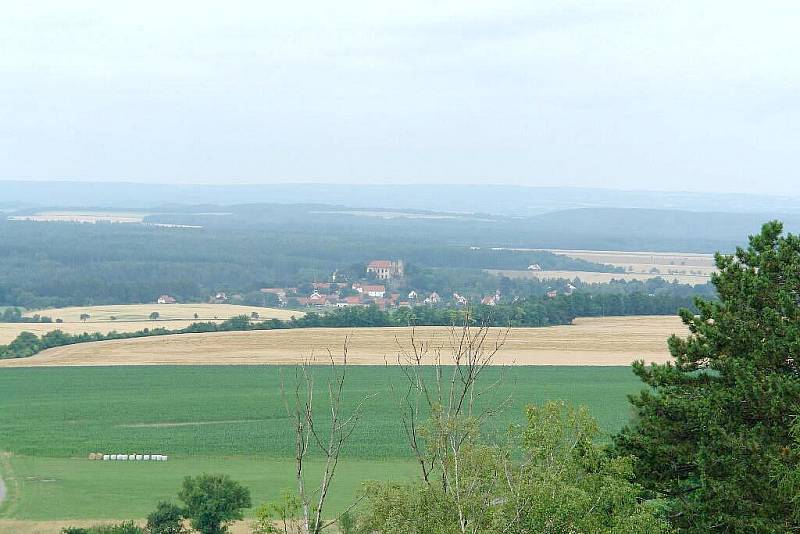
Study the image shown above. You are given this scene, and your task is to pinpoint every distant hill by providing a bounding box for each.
[2,180,800,217]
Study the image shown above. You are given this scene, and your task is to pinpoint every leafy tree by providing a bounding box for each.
[358,401,671,533]
[252,491,303,534]
[615,221,800,532]
[178,474,251,534]
[149,311,160,321]
[146,501,186,534]
[79,313,90,322]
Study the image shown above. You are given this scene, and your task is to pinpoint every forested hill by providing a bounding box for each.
[143,204,800,253]
[0,201,786,308]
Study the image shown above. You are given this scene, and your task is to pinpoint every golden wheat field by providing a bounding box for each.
[0,316,686,368]
[0,304,302,345]
[487,248,716,285]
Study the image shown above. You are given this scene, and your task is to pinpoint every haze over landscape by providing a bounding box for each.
[1,3,799,534]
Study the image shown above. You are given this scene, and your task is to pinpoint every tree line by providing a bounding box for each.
[1,289,700,360]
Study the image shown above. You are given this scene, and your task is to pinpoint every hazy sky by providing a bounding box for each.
[1,1,798,193]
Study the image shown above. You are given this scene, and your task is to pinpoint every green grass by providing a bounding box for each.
[0,365,642,520]
[3,456,418,521]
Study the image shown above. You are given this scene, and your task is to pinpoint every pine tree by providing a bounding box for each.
[615,221,800,532]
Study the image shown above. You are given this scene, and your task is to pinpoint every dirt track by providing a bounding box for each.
[0,316,685,368]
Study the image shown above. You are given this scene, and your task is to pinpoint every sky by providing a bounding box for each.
[1,1,798,194]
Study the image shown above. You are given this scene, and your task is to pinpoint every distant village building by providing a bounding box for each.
[424,292,441,305]
[546,289,558,299]
[340,295,365,307]
[157,295,176,304]
[260,287,290,305]
[527,264,542,271]
[213,292,229,301]
[366,260,405,280]
[481,295,497,306]
[452,293,469,306]
[353,283,386,298]
[407,290,418,300]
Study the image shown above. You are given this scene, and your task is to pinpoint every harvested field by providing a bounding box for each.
[0,316,685,368]
[0,304,303,345]
[488,248,716,284]
[488,269,710,285]
[25,303,300,322]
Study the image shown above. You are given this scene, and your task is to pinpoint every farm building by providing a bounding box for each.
[157,295,177,304]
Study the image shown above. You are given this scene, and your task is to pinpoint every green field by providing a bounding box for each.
[0,365,642,520]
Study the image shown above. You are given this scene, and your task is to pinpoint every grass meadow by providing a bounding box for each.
[0,365,642,520]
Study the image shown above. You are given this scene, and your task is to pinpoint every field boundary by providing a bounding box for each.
[0,452,20,518]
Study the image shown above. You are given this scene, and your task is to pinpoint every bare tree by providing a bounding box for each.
[393,311,515,533]
[281,340,373,534]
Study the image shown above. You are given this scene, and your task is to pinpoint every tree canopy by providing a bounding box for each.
[615,221,800,531]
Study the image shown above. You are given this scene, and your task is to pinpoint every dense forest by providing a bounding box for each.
[0,214,630,308]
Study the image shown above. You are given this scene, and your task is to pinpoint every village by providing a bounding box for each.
[254,260,568,311]
[152,259,568,312]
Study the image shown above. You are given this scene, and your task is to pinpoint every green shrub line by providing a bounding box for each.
[0,290,696,359]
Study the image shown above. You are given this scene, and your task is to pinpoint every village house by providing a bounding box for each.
[546,289,558,299]
[339,295,365,307]
[481,295,497,306]
[157,295,176,304]
[527,263,542,271]
[424,292,441,305]
[453,293,469,306]
[366,259,405,280]
[260,287,294,306]
[352,282,386,298]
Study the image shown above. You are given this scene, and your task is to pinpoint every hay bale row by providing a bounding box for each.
[90,453,168,461]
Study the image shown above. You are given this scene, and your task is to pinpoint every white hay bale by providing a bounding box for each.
[88,453,97,460]
[152,454,162,461]
[135,454,143,461]
[162,455,168,461]
[144,455,151,461]
[103,455,110,461]
[121,454,129,460]
[110,454,117,460]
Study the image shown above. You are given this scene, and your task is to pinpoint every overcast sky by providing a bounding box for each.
[1,1,798,194]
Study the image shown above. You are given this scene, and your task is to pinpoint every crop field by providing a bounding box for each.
[0,365,644,525]
[27,303,301,323]
[0,304,302,344]
[0,316,684,367]
[488,248,716,285]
